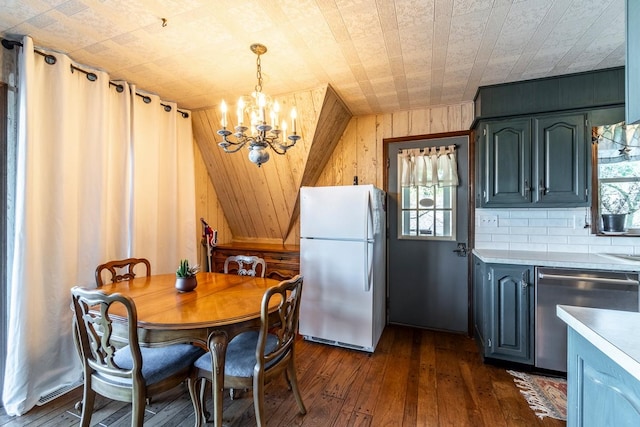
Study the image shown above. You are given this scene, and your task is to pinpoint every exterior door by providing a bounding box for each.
[387,134,470,333]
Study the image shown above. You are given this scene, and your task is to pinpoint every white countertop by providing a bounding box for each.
[557,305,640,381]
[473,249,640,272]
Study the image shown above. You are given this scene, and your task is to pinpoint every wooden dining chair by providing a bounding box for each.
[223,255,266,278]
[95,257,151,287]
[188,275,306,427]
[71,286,205,427]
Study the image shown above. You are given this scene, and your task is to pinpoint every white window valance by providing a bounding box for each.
[399,145,459,187]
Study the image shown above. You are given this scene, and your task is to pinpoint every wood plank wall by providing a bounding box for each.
[193,100,474,259]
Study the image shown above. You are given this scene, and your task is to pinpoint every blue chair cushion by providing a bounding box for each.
[194,331,278,377]
[114,343,205,385]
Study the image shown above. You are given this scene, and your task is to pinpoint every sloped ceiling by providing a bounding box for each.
[192,84,352,242]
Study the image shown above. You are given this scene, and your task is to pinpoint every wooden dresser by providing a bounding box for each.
[210,242,300,280]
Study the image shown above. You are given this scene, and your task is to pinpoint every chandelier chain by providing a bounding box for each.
[255,53,263,93]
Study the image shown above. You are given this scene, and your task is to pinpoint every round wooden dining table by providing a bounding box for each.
[99,272,282,427]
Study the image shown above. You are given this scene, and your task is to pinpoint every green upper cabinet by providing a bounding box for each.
[481,118,531,205]
[473,67,625,209]
[479,112,588,208]
[628,0,640,124]
[533,113,587,204]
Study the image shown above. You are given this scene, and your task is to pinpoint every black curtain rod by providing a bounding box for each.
[159,103,191,117]
[135,93,188,117]
[135,92,152,104]
[109,81,124,93]
[70,64,97,81]
[3,38,189,119]
[1,38,56,64]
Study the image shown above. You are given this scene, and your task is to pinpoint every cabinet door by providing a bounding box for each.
[568,329,640,426]
[473,257,486,348]
[534,113,588,205]
[482,119,532,206]
[487,264,534,364]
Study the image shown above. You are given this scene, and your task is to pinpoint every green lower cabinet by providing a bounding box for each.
[567,329,640,426]
[484,264,534,364]
[473,257,487,347]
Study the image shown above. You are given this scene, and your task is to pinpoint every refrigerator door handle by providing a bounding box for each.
[363,191,371,240]
[364,195,373,292]
[364,241,373,292]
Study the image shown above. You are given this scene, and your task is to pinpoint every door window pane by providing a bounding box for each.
[398,178,456,240]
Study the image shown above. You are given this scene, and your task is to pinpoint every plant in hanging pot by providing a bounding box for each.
[175,259,200,292]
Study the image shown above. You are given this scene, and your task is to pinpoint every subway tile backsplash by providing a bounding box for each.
[475,208,640,255]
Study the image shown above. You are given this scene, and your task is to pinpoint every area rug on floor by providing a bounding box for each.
[507,370,567,421]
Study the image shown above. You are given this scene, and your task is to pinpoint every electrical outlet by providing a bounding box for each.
[480,215,498,226]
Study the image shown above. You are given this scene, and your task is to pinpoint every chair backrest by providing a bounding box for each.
[223,255,266,278]
[95,257,151,287]
[256,275,303,370]
[71,286,144,387]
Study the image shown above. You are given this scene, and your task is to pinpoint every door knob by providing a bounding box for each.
[452,243,468,257]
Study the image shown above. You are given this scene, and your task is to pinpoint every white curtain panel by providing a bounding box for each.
[130,92,196,272]
[2,36,196,415]
[102,80,133,258]
[175,112,197,263]
[399,145,459,188]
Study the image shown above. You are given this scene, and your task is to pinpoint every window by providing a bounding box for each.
[400,184,455,239]
[596,122,640,231]
[397,145,458,240]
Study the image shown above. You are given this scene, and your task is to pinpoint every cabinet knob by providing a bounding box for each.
[524,180,531,196]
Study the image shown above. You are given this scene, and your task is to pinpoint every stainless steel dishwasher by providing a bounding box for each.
[535,267,640,372]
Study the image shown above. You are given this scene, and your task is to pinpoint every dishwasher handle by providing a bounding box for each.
[537,271,640,287]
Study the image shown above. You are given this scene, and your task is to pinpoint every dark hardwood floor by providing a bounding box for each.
[0,325,565,426]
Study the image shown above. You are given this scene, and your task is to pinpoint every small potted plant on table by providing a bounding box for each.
[175,259,200,292]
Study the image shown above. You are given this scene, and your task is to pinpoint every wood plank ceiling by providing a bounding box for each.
[0,1,626,116]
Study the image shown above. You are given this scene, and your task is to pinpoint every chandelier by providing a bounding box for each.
[217,43,300,167]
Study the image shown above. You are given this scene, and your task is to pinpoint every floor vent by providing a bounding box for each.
[37,382,82,405]
[303,335,372,352]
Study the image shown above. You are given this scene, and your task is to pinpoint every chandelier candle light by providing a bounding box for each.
[217,43,300,166]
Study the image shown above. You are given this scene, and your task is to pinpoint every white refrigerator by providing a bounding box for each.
[299,185,386,353]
